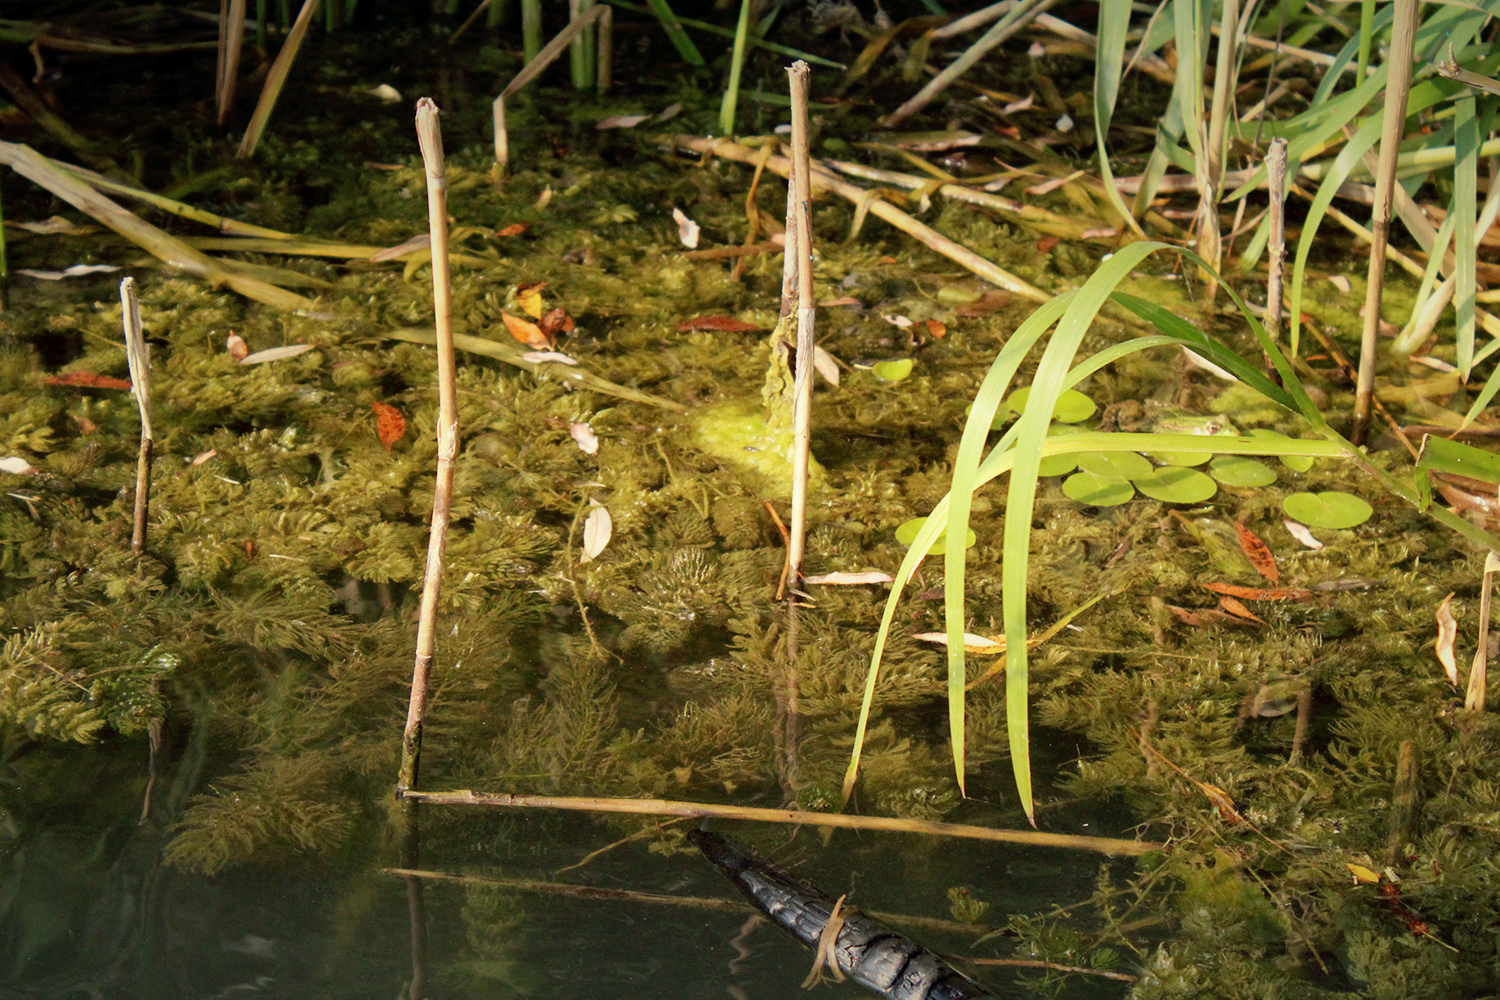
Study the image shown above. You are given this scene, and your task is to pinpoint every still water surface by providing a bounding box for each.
[2,739,1131,999]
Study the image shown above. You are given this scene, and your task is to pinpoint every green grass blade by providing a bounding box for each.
[1093,0,1142,235]
[718,0,753,136]
[1453,93,1478,381]
[641,0,705,66]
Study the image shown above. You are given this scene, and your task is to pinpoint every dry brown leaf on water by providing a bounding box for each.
[538,307,574,339]
[502,311,551,349]
[241,344,315,365]
[672,206,700,249]
[225,332,248,359]
[516,281,547,319]
[1346,862,1382,885]
[581,503,612,562]
[804,571,894,586]
[880,313,913,328]
[1202,582,1312,601]
[371,402,405,450]
[16,216,91,234]
[812,346,841,387]
[914,631,1007,655]
[1165,604,1256,629]
[190,449,217,466]
[924,319,947,338]
[1436,591,1460,685]
[495,222,528,237]
[595,114,650,129]
[955,291,1011,317]
[1235,521,1280,583]
[818,296,862,307]
[18,263,120,280]
[369,233,429,262]
[0,456,36,475]
[1284,519,1324,550]
[519,350,578,365]
[1035,236,1060,254]
[1218,595,1265,624]
[43,371,132,389]
[570,421,599,455]
[676,315,762,332]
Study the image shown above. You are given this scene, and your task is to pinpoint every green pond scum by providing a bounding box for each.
[2,5,1500,997]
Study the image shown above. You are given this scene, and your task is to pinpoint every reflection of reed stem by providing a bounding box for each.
[398,100,459,795]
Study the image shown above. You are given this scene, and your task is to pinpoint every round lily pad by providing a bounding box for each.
[1007,386,1097,423]
[1077,450,1154,479]
[1248,429,1315,472]
[1062,472,1134,506]
[1038,424,1087,475]
[1282,491,1373,529]
[1209,455,1277,487]
[1133,466,1218,503]
[872,358,914,382]
[894,516,977,555]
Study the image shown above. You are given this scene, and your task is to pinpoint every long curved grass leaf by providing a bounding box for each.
[1453,94,1478,380]
[1093,0,1142,236]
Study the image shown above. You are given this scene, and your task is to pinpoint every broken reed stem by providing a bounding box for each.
[120,277,152,555]
[237,0,317,159]
[1265,137,1288,372]
[596,4,612,94]
[398,99,460,796]
[670,135,1047,302]
[1385,739,1417,867]
[787,61,814,586]
[1351,0,1417,447]
[1467,552,1499,713]
[399,789,1159,855]
[216,0,247,125]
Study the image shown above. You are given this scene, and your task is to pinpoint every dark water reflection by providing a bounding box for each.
[1,742,1132,1000]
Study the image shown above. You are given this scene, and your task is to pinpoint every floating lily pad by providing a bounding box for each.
[1062,472,1134,506]
[1209,455,1277,487]
[1282,491,1373,529]
[1133,466,1218,503]
[1077,450,1154,479]
[1007,386,1097,423]
[1248,429,1315,472]
[894,516,976,555]
[872,358,914,382]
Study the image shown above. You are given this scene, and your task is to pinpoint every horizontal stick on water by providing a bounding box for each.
[398,789,1159,855]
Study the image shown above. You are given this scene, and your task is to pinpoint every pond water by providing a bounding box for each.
[3,737,1130,999]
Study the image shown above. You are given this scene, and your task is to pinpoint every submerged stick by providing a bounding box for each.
[398,99,460,796]
[120,277,153,555]
[670,135,1048,302]
[400,789,1159,855]
[1351,0,1417,446]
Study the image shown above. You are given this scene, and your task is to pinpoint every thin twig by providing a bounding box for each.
[398,99,460,796]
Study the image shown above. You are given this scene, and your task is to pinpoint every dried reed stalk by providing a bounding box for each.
[1264,137,1288,377]
[492,3,609,175]
[787,62,815,586]
[399,789,1158,855]
[398,99,460,795]
[1352,0,1417,445]
[120,277,153,555]
[216,0,247,125]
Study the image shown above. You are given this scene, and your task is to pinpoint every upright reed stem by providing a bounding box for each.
[398,98,460,795]
[787,61,815,584]
[120,277,153,555]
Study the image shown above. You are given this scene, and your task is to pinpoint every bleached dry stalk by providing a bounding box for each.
[1265,137,1288,374]
[787,61,815,587]
[398,99,460,796]
[120,277,152,555]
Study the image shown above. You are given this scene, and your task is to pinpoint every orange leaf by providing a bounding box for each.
[1202,582,1312,601]
[676,315,763,332]
[43,371,132,389]
[496,223,529,237]
[502,311,552,349]
[924,318,947,338]
[1035,235,1060,253]
[371,402,406,450]
[1217,595,1265,623]
[1234,521,1280,583]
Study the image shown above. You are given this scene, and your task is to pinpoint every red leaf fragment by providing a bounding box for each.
[1217,595,1265,624]
[43,371,132,389]
[371,401,406,450]
[496,223,529,237]
[1234,521,1280,583]
[676,315,763,332]
[924,318,947,338]
[1035,235,1060,253]
[538,307,574,338]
